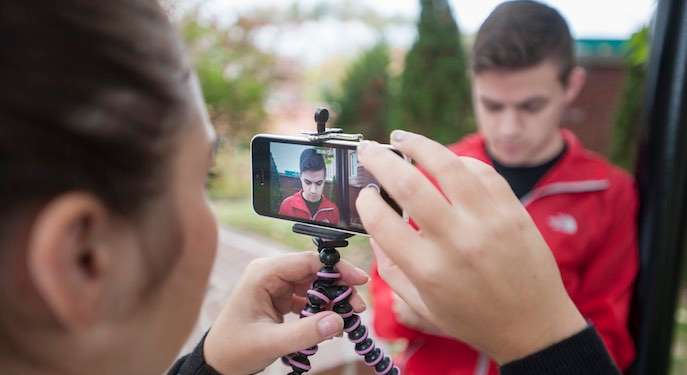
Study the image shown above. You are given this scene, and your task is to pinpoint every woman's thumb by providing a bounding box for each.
[272,312,344,356]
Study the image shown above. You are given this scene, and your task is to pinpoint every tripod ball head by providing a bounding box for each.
[314,108,329,133]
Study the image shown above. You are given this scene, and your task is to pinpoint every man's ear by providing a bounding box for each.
[563,66,587,104]
[26,192,114,331]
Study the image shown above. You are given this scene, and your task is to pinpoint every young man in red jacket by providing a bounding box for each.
[370,1,638,374]
[279,148,340,224]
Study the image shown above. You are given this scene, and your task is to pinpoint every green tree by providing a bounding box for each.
[611,26,650,170]
[398,0,473,144]
[178,11,278,199]
[327,42,392,142]
[180,12,276,145]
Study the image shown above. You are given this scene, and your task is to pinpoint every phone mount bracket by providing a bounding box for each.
[300,108,364,143]
[282,109,399,375]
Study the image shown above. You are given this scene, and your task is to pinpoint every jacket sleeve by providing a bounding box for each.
[572,176,638,370]
[500,325,620,375]
[370,261,424,341]
[168,334,221,375]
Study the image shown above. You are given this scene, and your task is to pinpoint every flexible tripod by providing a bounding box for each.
[281,109,400,374]
[281,224,400,375]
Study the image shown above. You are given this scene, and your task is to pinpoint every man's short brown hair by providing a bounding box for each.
[472,0,575,85]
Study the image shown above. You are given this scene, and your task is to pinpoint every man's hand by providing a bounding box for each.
[392,292,444,336]
[355,130,587,364]
[203,252,369,375]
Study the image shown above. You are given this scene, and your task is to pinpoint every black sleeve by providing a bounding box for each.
[500,325,621,375]
[168,334,222,375]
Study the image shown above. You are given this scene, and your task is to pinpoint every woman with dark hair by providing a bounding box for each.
[0,1,367,374]
[0,1,621,375]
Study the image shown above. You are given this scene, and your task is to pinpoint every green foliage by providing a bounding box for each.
[611,26,650,170]
[180,13,276,145]
[398,0,474,144]
[213,199,371,252]
[178,11,278,199]
[206,146,252,200]
[327,42,392,142]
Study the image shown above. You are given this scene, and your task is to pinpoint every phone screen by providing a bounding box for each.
[251,135,402,235]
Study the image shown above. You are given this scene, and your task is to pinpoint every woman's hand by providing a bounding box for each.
[355,130,587,364]
[203,252,369,375]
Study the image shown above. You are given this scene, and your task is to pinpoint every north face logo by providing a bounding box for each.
[548,213,578,234]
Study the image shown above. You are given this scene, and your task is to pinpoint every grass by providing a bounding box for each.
[207,146,253,200]
[214,198,315,250]
[212,198,376,279]
[671,317,687,374]
[671,287,687,374]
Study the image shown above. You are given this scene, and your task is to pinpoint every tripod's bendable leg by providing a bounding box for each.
[282,243,400,375]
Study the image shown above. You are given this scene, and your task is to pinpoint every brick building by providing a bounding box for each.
[563,39,630,156]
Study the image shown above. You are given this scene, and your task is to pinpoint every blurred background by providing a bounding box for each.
[158,1,687,374]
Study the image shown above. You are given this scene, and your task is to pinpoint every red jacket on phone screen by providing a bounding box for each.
[371,130,638,374]
[278,190,340,225]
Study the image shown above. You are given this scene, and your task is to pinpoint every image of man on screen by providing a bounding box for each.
[278,148,340,224]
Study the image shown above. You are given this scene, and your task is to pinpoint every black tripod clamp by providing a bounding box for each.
[300,108,364,143]
[280,109,399,375]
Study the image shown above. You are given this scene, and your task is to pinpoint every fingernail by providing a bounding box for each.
[391,130,408,143]
[356,299,367,312]
[354,266,370,281]
[317,313,342,338]
[364,183,380,194]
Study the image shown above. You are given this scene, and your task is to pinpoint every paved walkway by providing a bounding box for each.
[179,227,381,374]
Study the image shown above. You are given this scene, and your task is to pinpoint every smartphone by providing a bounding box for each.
[251,134,404,235]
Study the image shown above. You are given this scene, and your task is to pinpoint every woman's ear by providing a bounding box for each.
[26,193,116,331]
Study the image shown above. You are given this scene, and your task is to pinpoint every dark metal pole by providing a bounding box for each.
[631,0,687,373]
